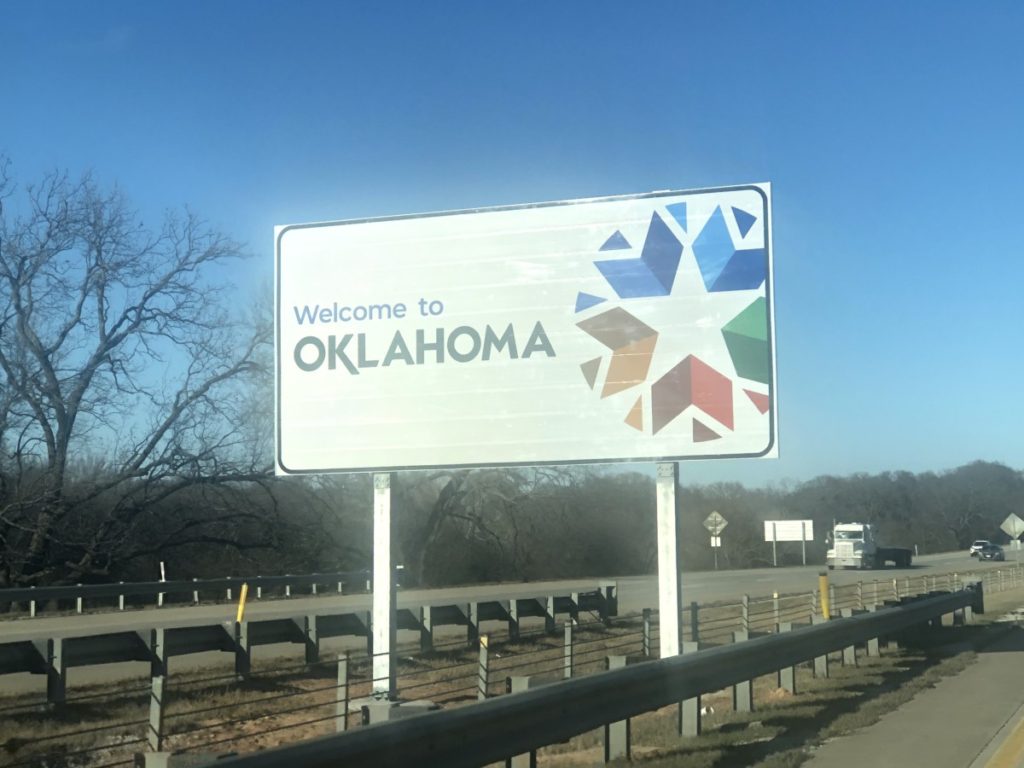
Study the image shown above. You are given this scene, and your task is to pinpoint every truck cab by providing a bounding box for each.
[828,523,874,568]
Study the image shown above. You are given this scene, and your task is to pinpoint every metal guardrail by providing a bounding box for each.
[0,571,369,607]
[207,585,982,768]
[0,583,618,705]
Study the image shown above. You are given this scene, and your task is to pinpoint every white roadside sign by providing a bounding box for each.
[275,185,776,474]
[764,520,814,542]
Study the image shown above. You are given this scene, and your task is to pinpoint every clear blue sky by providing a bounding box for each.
[5,1,1022,486]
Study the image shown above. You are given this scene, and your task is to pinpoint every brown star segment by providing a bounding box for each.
[577,307,659,398]
[625,396,644,431]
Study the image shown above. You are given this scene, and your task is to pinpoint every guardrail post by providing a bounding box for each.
[690,601,700,644]
[642,609,652,657]
[564,621,574,679]
[840,609,858,666]
[777,622,797,693]
[679,640,701,736]
[599,581,617,624]
[285,577,292,598]
[812,616,829,677]
[192,577,200,605]
[506,676,538,768]
[76,584,83,614]
[741,594,750,633]
[545,596,557,634]
[44,637,66,707]
[892,578,899,601]
[118,582,125,611]
[965,577,985,615]
[570,591,580,622]
[149,627,168,678]
[337,580,344,595]
[235,621,251,679]
[29,586,36,617]
[508,600,521,641]
[857,582,864,610]
[227,581,233,602]
[420,605,434,653]
[145,627,167,751]
[773,592,780,630]
[147,672,165,751]
[477,634,490,700]
[336,652,349,732]
[304,615,320,664]
[865,605,881,656]
[467,602,480,647]
[604,655,631,762]
[731,630,753,712]
[311,582,318,596]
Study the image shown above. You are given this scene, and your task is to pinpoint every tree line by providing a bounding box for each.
[2,161,1020,589]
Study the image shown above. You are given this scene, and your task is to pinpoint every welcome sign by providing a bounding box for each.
[275,185,776,474]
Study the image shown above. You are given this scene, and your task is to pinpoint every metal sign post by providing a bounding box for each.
[772,522,778,567]
[372,473,397,698]
[801,521,807,566]
[703,512,728,572]
[710,536,722,570]
[656,463,683,659]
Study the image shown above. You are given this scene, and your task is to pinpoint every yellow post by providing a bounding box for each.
[236,582,249,624]
[819,572,831,619]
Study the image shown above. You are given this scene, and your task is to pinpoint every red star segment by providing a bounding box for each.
[650,355,734,435]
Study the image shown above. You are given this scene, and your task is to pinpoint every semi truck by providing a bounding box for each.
[826,522,913,569]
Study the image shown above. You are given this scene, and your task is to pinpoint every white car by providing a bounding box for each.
[969,540,992,557]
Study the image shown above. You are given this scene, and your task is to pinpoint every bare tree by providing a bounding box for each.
[394,467,583,585]
[0,160,272,587]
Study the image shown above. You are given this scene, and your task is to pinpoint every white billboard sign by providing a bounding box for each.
[764,520,814,542]
[275,185,776,474]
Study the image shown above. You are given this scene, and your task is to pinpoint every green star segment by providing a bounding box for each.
[722,297,770,385]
